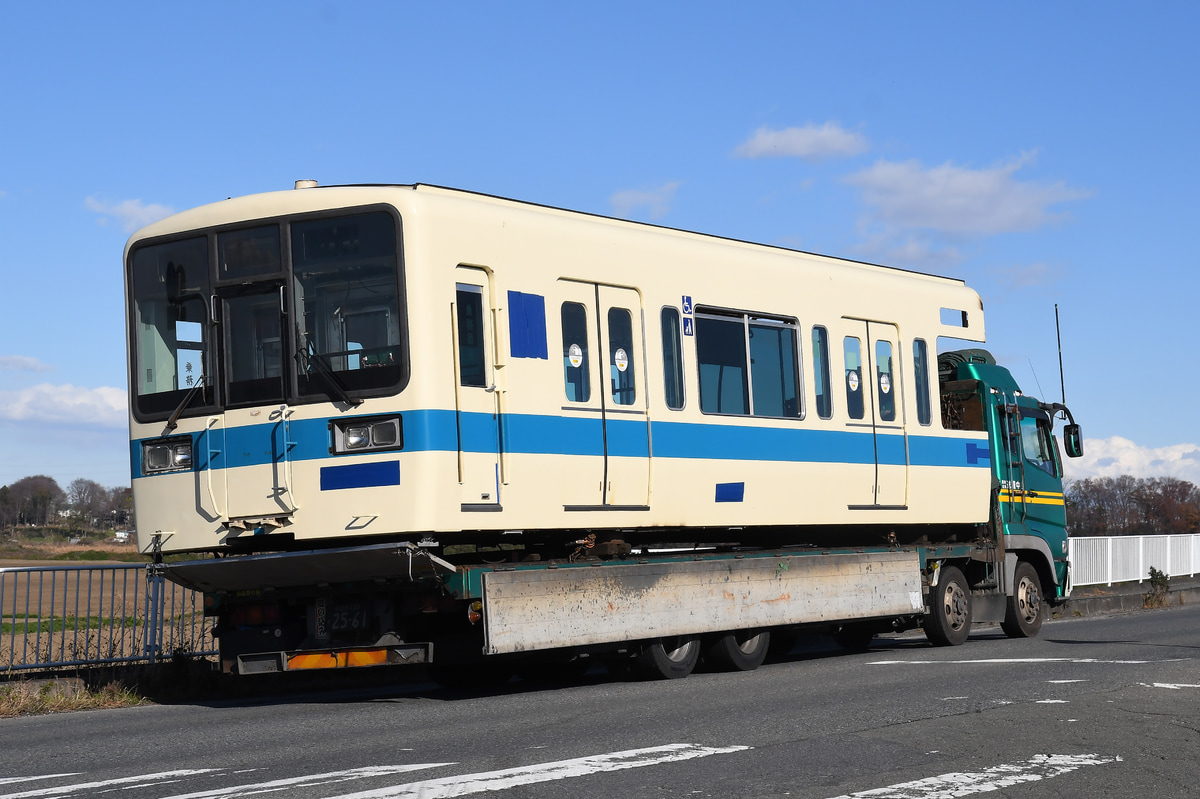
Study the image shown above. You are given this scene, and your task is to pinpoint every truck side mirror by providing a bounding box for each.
[1063,423,1083,458]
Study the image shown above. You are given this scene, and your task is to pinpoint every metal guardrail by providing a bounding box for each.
[0,563,215,673]
[1068,533,1200,588]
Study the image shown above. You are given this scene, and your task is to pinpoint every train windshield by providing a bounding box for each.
[128,209,405,421]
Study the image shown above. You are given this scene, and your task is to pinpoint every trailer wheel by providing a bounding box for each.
[704,629,771,672]
[924,565,971,646]
[1001,561,1044,638]
[634,635,701,679]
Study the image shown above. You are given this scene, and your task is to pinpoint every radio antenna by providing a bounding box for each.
[1055,303,1066,405]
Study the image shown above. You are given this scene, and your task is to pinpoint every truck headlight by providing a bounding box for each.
[143,436,194,473]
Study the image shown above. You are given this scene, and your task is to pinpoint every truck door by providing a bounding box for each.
[217,283,296,521]
[558,281,650,509]
[845,321,909,508]
[1000,407,1066,536]
[452,267,502,508]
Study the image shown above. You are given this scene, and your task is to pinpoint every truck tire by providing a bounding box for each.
[704,629,771,672]
[1001,561,1044,638]
[634,635,701,679]
[924,565,972,646]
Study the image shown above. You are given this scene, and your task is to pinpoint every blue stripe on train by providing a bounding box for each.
[130,410,990,478]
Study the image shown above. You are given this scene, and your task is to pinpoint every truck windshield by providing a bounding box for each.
[128,208,405,421]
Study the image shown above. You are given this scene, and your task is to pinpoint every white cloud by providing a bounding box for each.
[0,383,127,428]
[850,230,965,271]
[610,181,681,220]
[844,151,1090,235]
[1063,435,1200,486]
[735,123,868,161]
[85,197,175,232]
[0,355,53,373]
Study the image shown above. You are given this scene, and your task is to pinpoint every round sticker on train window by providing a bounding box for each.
[614,348,629,372]
[568,343,583,368]
[848,370,860,392]
[880,374,891,394]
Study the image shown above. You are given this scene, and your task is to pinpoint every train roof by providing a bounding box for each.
[126,182,967,288]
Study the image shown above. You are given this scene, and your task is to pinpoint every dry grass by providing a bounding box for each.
[0,677,146,717]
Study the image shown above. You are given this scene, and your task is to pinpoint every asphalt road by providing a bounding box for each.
[2,606,1199,799]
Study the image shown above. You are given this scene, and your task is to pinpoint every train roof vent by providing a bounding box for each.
[294,179,319,189]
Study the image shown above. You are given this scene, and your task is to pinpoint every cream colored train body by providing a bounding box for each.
[125,184,991,556]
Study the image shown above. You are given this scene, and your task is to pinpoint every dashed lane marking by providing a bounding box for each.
[0,770,218,799]
[155,765,455,799]
[325,743,751,799]
[869,658,1178,665]
[824,754,1121,798]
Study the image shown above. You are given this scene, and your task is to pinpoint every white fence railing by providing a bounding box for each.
[1068,534,1200,588]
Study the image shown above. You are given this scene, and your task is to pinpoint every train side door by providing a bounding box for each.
[557,281,650,509]
[217,283,295,521]
[452,267,502,508]
[844,321,908,508]
[867,323,908,507]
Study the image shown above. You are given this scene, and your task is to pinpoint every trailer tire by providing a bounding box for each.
[634,635,701,679]
[704,629,771,672]
[924,565,972,646]
[1001,561,1044,638]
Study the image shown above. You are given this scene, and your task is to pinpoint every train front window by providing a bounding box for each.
[292,212,404,398]
[130,236,214,417]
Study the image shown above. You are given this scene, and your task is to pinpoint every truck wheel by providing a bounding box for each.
[924,565,972,646]
[704,629,770,672]
[1001,561,1044,638]
[634,635,701,679]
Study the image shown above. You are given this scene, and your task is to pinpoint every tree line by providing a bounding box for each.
[0,475,132,532]
[1064,475,1200,537]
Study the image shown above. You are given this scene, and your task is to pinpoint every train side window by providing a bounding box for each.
[697,314,749,414]
[812,326,833,419]
[844,337,864,419]
[661,307,685,410]
[875,340,895,422]
[608,308,636,406]
[456,285,487,387]
[913,338,932,426]
[749,318,801,417]
[561,302,591,402]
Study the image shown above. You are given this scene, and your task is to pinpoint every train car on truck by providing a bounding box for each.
[124,182,1083,680]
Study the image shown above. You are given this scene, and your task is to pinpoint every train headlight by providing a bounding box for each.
[142,436,194,474]
[345,426,370,449]
[330,416,403,454]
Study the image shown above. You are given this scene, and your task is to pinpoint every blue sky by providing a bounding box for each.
[1,2,1198,490]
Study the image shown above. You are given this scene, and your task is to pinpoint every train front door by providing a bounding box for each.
[452,267,502,509]
[216,283,296,522]
[557,281,650,509]
[844,320,909,509]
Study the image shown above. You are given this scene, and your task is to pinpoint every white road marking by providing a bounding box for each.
[1036,700,1069,704]
[326,743,750,799]
[156,765,455,799]
[824,754,1120,798]
[0,770,219,799]
[869,657,1173,665]
[1143,682,1200,690]
[0,779,79,789]
[1047,679,1088,684]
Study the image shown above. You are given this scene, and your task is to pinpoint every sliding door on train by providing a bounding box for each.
[558,281,650,510]
[452,267,502,509]
[844,321,909,509]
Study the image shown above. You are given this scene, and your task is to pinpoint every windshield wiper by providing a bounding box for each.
[166,375,208,431]
[295,325,363,407]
